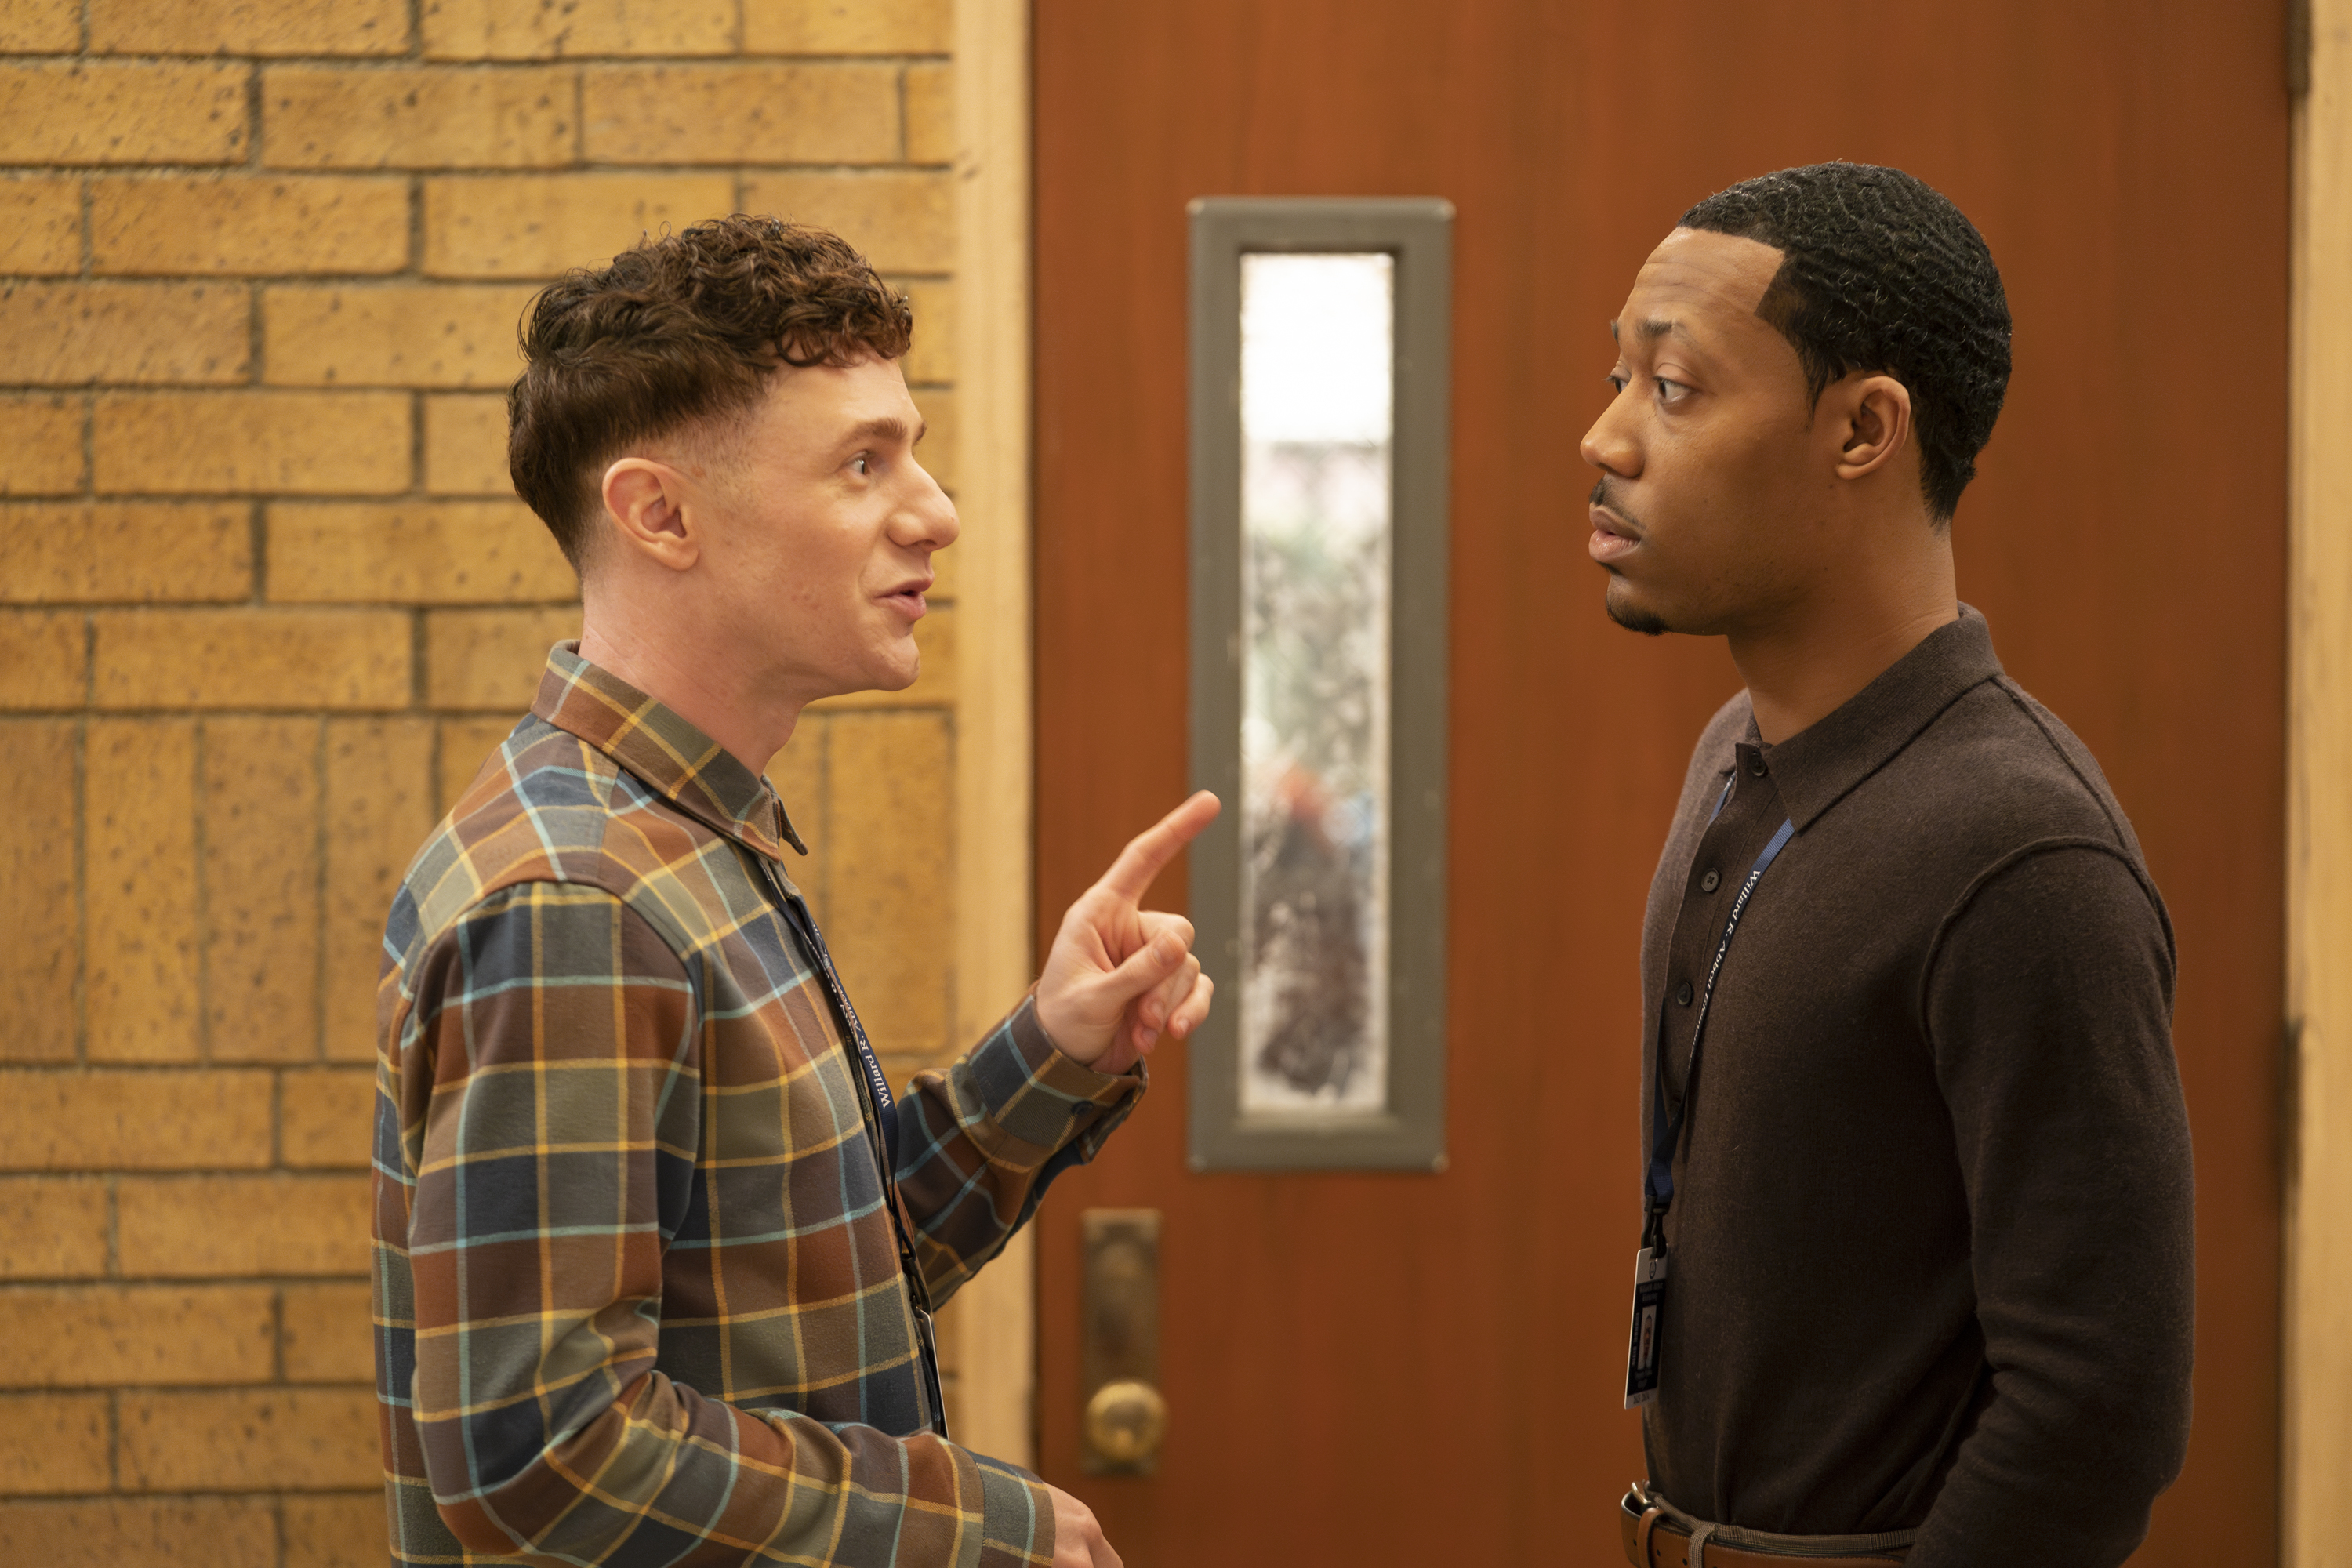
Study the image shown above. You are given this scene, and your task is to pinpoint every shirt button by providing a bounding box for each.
[1675,979,1694,1007]
[1748,756,1768,777]
[1699,868,1720,893]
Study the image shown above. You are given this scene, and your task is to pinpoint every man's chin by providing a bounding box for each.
[1603,579,1671,638]
[870,652,922,694]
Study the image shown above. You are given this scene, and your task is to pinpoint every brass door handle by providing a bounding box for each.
[1081,1210,1163,1474]
[1083,1377,1169,1466]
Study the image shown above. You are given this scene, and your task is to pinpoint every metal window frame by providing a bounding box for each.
[1185,195,1453,1173]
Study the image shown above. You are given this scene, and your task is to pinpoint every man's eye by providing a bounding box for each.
[850,453,872,476]
[1606,373,1628,394]
[1657,377,1691,405]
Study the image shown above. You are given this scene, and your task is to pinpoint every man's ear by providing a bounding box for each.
[599,458,702,572]
[1831,374,1915,484]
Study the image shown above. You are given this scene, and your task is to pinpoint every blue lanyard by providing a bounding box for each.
[1642,782,1795,1249]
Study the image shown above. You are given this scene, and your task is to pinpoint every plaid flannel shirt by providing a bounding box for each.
[372,644,1144,1566]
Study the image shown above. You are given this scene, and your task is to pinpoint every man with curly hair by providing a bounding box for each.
[1586,165,2194,1566]
[372,216,1211,1568]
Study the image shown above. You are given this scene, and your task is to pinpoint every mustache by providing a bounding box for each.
[1589,477,1639,532]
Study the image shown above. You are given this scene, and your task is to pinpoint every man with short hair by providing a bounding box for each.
[372,216,1210,1568]
[1584,164,2194,1566]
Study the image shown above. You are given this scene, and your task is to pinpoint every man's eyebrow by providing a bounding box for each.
[841,414,920,445]
[1606,318,1690,344]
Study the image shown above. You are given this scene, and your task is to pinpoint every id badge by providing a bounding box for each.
[1623,1246,1668,1409]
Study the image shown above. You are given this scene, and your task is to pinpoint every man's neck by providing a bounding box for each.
[577,614,801,776]
[1729,568,1959,746]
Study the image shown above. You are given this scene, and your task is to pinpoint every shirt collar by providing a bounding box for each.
[1748,604,2006,833]
[531,642,808,861]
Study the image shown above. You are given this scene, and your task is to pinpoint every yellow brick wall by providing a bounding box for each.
[0,2,970,1559]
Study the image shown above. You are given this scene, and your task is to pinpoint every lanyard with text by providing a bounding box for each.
[762,863,952,1441]
[1624,781,1795,1410]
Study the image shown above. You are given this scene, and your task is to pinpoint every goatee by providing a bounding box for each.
[1604,579,1668,637]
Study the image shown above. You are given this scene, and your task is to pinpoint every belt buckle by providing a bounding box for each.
[1621,1483,1665,1568]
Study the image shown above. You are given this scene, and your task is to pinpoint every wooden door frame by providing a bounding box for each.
[941,0,1040,1465]
[2285,2,2352,1559]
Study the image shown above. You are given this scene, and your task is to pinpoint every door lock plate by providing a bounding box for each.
[1080,1209,1163,1475]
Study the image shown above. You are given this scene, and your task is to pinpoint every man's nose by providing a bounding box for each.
[901,466,960,549]
[1579,390,1640,477]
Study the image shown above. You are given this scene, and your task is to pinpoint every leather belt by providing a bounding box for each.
[1621,1491,1910,1567]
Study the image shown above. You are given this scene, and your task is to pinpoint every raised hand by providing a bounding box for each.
[1033,792,1221,1075]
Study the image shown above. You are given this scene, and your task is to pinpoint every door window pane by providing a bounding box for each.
[1237,252,1393,1116]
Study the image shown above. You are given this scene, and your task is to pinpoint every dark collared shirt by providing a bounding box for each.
[372,644,1142,1566]
[1639,608,2192,1568]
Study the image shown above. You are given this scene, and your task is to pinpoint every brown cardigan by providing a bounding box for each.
[1637,608,2193,1568]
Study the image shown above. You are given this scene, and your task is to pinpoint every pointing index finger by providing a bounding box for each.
[1095,791,1221,902]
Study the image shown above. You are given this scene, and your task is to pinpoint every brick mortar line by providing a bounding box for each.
[0,706,557,719]
[0,703,949,721]
[0,1173,368,1187]
[2,597,579,608]
[0,371,958,391]
[11,277,542,288]
[241,59,260,170]
[0,52,955,67]
[308,724,331,1076]
[0,487,545,502]
[191,717,212,1065]
[408,607,429,713]
[403,169,423,277]
[0,158,959,175]
[0,1178,370,1188]
[71,715,89,1065]
[0,1283,369,1295]
[5,604,579,615]
[7,1487,385,1503]
[2,1384,379,1394]
[0,361,952,393]
[426,681,447,815]
[247,499,267,604]
[74,387,93,496]
[0,1490,383,1508]
[0,1061,363,1074]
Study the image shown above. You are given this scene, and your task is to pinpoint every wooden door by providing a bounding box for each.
[1031,4,2288,1563]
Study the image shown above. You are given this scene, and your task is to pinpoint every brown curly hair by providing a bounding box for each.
[508,214,914,567]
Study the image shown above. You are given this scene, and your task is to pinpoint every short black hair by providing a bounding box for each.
[1680,162,2011,522]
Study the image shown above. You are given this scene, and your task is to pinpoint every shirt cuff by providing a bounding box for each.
[975,1454,1057,1567]
[965,995,1147,1163]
